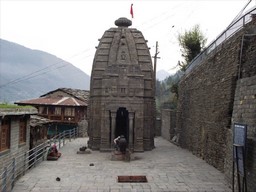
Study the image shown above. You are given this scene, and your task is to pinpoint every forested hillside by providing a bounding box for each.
[155,70,184,114]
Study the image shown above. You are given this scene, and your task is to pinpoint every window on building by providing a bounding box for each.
[39,106,48,114]
[64,107,75,116]
[0,118,11,152]
[55,107,62,115]
[121,88,126,93]
[19,117,27,144]
[48,106,54,115]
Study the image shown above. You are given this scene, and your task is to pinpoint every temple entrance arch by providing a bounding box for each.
[115,107,129,143]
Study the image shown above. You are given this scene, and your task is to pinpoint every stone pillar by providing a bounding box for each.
[134,112,144,152]
[129,112,134,150]
[100,111,110,151]
[111,112,116,148]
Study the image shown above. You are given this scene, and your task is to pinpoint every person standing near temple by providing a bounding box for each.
[119,135,127,154]
[114,135,121,150]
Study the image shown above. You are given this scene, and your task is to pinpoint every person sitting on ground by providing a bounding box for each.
[52,143,58,154]
[47,143,61,160]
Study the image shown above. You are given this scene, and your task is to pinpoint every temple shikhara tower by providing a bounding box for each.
[88,17,156,152]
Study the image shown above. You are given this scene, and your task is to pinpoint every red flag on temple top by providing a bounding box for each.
[130,4,134,18]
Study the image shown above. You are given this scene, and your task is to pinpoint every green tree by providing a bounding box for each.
[178,24,207,71]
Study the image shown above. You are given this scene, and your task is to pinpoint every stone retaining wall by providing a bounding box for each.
[161,109,176,141]
[177,14,256,190]
[177,31,241,171]
[230,76,256,191]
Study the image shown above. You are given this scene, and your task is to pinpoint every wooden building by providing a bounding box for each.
[29,115,52,148]
[15,88,89,137]
[0,106,37,171]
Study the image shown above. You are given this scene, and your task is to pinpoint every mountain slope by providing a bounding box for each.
[156,69,171,81]
[0,39,90,103]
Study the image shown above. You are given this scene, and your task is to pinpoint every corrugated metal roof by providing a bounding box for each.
[15,96,87,106]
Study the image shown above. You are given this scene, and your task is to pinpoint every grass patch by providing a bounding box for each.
[0,104,33,109]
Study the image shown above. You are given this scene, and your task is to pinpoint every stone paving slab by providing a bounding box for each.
[12,137,232,192]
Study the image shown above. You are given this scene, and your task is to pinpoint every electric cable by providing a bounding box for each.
[0,49,92,88]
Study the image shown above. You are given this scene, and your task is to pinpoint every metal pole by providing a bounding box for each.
[63,132,65,146]
[34,148,38,167]
[232,163,235,192]
[23,152,27,175]
[238,35,245,79]
[242,147,247,192]
[2,167,7,192]
[235,146,241,192]
[232,147,235,192]
[42,143,46,161]
[152,41,160,97]
[11,158,15,189]
[58,134,61,149]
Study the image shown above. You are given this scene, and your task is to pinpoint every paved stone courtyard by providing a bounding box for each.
[12,137,231,192]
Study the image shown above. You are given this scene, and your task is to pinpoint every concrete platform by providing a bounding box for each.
[12,137,231,192]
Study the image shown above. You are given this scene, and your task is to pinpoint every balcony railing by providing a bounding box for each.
[185,6,256,76]
[0,127,79,192]
[39,113,78,123]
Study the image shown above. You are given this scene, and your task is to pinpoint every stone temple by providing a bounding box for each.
[88,17,156,152]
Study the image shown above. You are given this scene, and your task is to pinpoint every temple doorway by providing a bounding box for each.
[115,107,129,143]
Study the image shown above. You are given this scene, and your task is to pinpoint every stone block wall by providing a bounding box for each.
[170,111,177,140]
[78,119,88,137]
[240,16,256,79]
[161,110,171,141]
[161,109,176,141]
[246,138,256,192]
[229,76,256,191]
[177,15,256,177]
[177,33,241,171]
[0,116,30,172]
[155,117,161,136]
[225,18,256,190]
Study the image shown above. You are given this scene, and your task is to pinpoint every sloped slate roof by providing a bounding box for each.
[41,88,89,103]
[30,115,52,127]
[0,107,38,117]
[16,96,87,106]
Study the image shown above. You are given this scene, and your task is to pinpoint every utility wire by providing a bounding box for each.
[0,49,91,88]
[227,0,252,28]
[0,2,195,88]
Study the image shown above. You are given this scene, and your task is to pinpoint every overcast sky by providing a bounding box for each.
[1,0,255,76]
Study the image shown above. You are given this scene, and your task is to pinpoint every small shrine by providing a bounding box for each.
[88,17,156,152]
